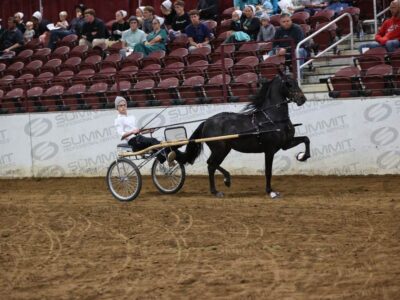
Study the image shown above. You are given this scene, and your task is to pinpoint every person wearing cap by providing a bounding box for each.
[0,17,24,53]
[114,96,178,165]
[120,16,146,59]
[31,11,50,38]
[134,17,168,56]
[48,4,86,50]
[109,10,129,43]
[14,12,25,33]
[257,13,275,41]
[160,0,176,27]
[197,0,219,20]
[185,10,212,53]
[79,8,108,49]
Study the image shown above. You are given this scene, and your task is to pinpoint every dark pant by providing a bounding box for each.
[48,30,73,50]
[128,135,167,163]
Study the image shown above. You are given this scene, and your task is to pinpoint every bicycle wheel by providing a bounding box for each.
[151,159,185,194]
[106,158,142,201]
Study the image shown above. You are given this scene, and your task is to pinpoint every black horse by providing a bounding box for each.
[183,73,311,198]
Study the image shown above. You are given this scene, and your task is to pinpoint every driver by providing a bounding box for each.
[114,96,177,165]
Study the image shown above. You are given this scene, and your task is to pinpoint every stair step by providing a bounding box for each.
[301,83,328,93]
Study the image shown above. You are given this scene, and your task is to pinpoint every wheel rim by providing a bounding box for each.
[108,160,140,201]
[153,161,183,193]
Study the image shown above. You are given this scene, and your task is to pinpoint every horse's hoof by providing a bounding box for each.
[224,178,231,187]
[296,152,310,162]
[269,191,280,199]
[214,191,224,198]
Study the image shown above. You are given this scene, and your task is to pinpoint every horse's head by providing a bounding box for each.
[279,73,307,106]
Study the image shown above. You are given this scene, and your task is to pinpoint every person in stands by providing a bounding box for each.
[270,13,309,67]
[358,0,400,53]
[48,4,86,50]
[170,1,191,34]
[0,17,24,54]
[185,9,212,52]
[197,0,219,20]
[79,8,108,48]
[119,16,146,58]
[134,17,168,56]
[108,10,129,46]
[14,12,25,33]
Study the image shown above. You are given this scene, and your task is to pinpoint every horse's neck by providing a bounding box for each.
[262,83,289,119]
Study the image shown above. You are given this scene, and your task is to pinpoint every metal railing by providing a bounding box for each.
[374,0,390,33]
[296,12,354,86]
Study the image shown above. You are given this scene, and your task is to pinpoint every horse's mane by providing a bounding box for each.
[244,77,273,112]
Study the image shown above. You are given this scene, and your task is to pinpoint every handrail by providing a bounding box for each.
[374,0,390,33]
[296,12,353,86]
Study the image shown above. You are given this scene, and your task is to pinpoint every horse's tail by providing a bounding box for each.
[184,122,205,165]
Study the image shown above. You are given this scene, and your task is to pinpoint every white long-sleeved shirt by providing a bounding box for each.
[114,113,139,141]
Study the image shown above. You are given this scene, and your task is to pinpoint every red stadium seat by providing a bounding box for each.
[0,75,15,91]
[137,64,161,82]
[259,55,285,80]
[362,64,393,97]
[118,65,139,83]
[108,41,123,54]
[53,70,75,87]
[178,76,205,105]
[159,62,185,81]
[42,58,62,74]
[43,85,65,111]
[230,72,259,102]
[131,79,156,106]
[73,69,96,85]
[141,50,166,68]
[204,74,231,103]
[309,10,335,29]
[32,71,54,88]
[14,49,34,63]
[120,52,144,68]
[2,88,25,113]
[50,46,70,61]
[70,45,89,59]
[168,34,189,52]
[64,83,87,110]
[26,86,45,112]
[60,56,82,73]
[15,73,35,89]
[211,44,235,62]
[86,82,109,109]
[164,48,188,66]
[187,47,211,65]
[93,67,117,85]
[207,58,234,79]
[291,11,310,24]
[22,60,43,76]
[32,48,51,63]
[327,66,362,98]
[101,53,122,69]
[313,22,337,52]
[232,56,259,76]
[221,7,235,20]
[270,14,281,27]
[57,34,78,48]
[81,55,102,72]
[4,62,24,77]
[109,81,132,106]
[354,47,387,75]
[0,63,6,77]
[184,60,209,79]
[153,77,180,106]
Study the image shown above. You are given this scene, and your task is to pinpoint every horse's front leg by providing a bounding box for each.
[265,152,280,199]
[282,136,311,162]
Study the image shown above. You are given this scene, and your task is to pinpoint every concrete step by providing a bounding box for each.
[301,83,328,93]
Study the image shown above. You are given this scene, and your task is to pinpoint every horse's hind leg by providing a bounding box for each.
[207,146,230,197]
[216,166,231,187]
[282,136,311,161]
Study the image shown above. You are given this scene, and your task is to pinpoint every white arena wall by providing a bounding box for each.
[0,97,399,178]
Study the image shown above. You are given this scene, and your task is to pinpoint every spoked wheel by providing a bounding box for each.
[106,158,142,201]
[151,159,185,194]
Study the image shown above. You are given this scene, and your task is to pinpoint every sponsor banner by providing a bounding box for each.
[0,114,33,177]
[0,98,399,177]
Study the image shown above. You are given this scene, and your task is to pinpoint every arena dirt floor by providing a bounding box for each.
[0,175,399,299]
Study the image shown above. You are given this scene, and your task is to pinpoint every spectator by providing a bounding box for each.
[197,0,219,20]
[48,4,86,50]
[31,11,50,39]
[185,10,212,53]
[0,19,5,41]
[278,0,305,14]
[14,12,25,33]
[358,0,400,53]
[109,10,129,45]
[171,1,191,33]
[142,6,155,34]
[234,0,261,10]
[24,21,35,43]
[79,8,108,48]
[160,0,176,27]
[241,5,261,40]
[134,17,168,56]
[261,1,274,14]
[119,16,146,59]
[270,13,308,66]
[56,11,69,30]
[325,0,349,14]
[136,6,145,26]
[0,17,24,54]
[257,13,275,41]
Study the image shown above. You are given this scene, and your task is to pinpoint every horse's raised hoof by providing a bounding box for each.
[296,152,310,162]
[269,191,280,199]
[213,191,224,198]
[224,177,231,187]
